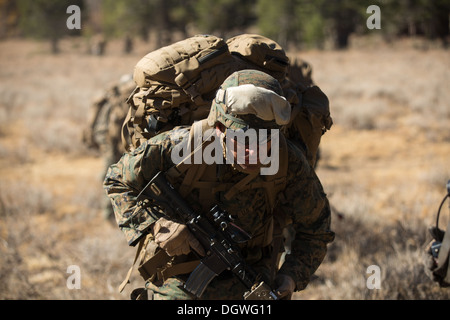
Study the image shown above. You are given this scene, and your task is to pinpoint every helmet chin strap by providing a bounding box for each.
[221,132,234,169]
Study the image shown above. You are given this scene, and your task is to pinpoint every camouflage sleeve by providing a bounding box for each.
[278,141,335,290]
[103,130,182,246]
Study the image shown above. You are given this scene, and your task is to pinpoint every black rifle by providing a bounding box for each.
[140,171,279,300]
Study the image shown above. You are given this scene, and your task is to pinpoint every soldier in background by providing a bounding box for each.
[424,180,450,287]
[124,34,134,54]
[83,74,135,220]
[89,33,107,56]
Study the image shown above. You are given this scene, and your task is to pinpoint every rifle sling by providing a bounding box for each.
[119,235,148,293]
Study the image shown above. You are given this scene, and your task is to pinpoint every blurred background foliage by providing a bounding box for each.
[0,0,449,53]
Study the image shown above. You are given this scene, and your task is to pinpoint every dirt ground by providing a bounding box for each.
[0,36,449,300]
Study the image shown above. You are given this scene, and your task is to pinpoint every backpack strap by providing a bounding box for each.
[121,106,134,152]
[266,133,289,210]
[166,119,212,181]
[229,134,289,211]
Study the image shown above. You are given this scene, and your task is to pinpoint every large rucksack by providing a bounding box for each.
[121,33,331,167]
[281,59,332,166]
[83,74,135,153]
[117,35,332,294]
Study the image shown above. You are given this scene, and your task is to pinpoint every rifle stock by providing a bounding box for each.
[144,171,279,300]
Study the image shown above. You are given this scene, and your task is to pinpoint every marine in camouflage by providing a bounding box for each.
[103,70,335,299]
[83,74,135,219]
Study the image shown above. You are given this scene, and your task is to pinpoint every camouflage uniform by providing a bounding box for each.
[104,70,335,299]
[83,74,135,219]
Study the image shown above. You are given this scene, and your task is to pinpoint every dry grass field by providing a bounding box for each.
[0,36,449,300]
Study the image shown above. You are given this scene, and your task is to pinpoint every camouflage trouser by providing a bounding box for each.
[96,130,123,220]
[132,274,248,300]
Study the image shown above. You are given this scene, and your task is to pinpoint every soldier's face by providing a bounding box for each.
[217,127,272,172]
[230,136,272,172]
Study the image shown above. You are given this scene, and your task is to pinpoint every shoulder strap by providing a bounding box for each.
[262,134,289,211]
[166,119,212,181]
[219,134,288,211]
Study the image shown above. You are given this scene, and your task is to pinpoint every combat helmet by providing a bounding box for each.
[207,70,291,131]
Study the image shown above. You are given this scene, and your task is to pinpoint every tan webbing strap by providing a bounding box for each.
[179,120,210,195]
[156,48,176,70]
[181,38,200,57]
[174,38,217,106]
[119,236,148,293]
[171,89,183,107]
[137,249,172,281]
[270,212,285,278]
[160,260,200,281]
[265,134,289,210]
[188,164,209,192]
[165,44,183,65]
[223,135,288,204]
[166,163,189,181]
[228,135,288,210]
[132,87,153,125]
[121,107,134,152]
[137,249,200,283]
[194,164,218,210]
[179,165,201,197]
[166,119,214,186]
[134,103,146,125]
